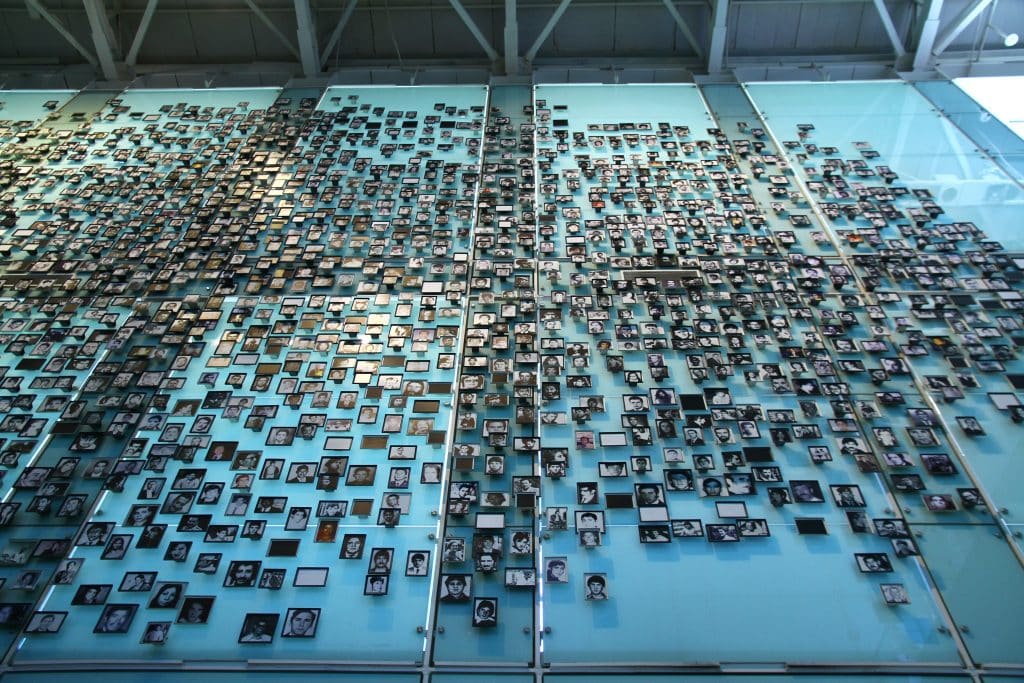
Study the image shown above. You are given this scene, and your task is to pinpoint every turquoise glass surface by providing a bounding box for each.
[0,80,1020,680]
[915,524,1024,665]
[916,80,1024,185]
[746,81,1024,251]
[0,91,75,125]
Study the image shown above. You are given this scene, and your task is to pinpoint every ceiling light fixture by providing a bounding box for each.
[989,24,1020,47]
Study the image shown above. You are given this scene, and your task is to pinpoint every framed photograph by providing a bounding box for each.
[638,524,672,543]
[472,597,498,626]
[505,568,536,588]
[830,484,866,508]
[94,604,138,633]
[293,567,329,587]
[855,553,893,573]
[439,573,472,601]
[706,524,739,542]
[259,569,286,590]
[238,612,279,643]
[583,573,608,601]
[24,611,67,633]
[119,572,156,592]
[266,427,295,447]
[737,519,770,537]
[281,607,320,637]
[364,574,389,596]
[405,550,430,576]
[880,583,910,605]
[346,465,376,486]
[671,519,704,537]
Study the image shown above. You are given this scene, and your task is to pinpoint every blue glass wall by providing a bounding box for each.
[0,79,1020,680]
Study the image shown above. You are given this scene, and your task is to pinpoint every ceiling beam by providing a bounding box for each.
[706,0,728,73]
[320,0,358,69]
[448,0,499,62]
[933,0,993,55]
[23,0,98,67]
[244,0,300,59]
[661,0,705,59]
[293,0,319,76]
[871,0,905,58]
[83,0,120,79]
[525,0,572,62]
[504,0,518,74]
[912,0,943,70]
[125,0,158,67]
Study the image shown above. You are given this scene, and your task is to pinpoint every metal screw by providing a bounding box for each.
[431,510,438,517]
[959,625,970,634]
[937,626,949,634]
[522,626,530,634]
[416,626,424,633]
[437,626,445,634]
[544,626,552,634]
[428,532,435,540]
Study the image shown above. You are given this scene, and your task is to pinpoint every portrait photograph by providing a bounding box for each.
[855,553,894,573]
[880,583,910,605]
[472,597,498,627]
[24,611,67,634]
[94,603,138,633]
[238,612,279,643]
[439,573,472,601]
[281,607,320,637]
[364,574,390,596]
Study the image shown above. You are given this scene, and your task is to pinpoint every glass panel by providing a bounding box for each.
[2,675,419,683]
[951,76,1024,141]
[0,90,76,125]
[429,83,538,666]
[746,81,1024,251]
[546,676,970,683]
[915,80,1024,184]
[915,524,1024,666]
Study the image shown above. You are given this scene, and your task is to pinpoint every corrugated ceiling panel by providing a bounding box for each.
[546,6,616,57]
[3,11,91,61]
[432,10,491,60]
[614,4,686,56]
[249,12,299,60]
[794,3,869,53]
[191,13,258,62]
[134,14,199,63]
[333,11,379,60]
[730,3,802,56]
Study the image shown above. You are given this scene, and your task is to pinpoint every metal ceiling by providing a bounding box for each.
[0,0,1022,86]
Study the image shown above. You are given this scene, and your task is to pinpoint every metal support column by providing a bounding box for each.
[707,0,729,73]
[525,0,572,62]
[449,0,499,62]
[872,0,906,58]
[504,0,518,75]
[933,0,994,55]
[125,0,159,67]
[913,0,945,70]
[25,0,99,67]
[661,0,705,60]
[82,0,120,79]
[293,0,320,77]
[320,0,358,70]
[244,0,301,59]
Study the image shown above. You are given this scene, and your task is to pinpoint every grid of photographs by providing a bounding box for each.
[0,82,1019,667]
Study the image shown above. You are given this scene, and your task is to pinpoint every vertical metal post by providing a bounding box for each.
[82,0,120,80]
[293,0,321,77]
[504,0,518,75]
